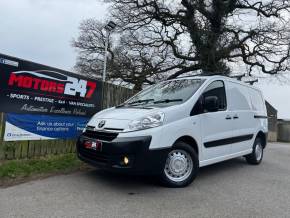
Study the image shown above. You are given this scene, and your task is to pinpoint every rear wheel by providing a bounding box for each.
[160,141,199,187]
[245,137,264,165]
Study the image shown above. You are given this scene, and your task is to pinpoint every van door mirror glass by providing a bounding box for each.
[204,96,219,112]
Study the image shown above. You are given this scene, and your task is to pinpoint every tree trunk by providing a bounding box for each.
[133,83,142,92]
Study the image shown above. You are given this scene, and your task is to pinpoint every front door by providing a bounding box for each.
[200,80,235,160]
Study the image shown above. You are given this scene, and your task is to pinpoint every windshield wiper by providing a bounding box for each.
[127,99,154,105]
[153,98,183,104]
[116,99,154,108]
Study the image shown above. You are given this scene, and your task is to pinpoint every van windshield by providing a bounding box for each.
[123,79,205,107]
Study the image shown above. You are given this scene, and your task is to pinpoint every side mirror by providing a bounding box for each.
[204,96,219,112]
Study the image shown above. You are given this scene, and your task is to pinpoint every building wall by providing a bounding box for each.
[266,101,278,142]
[277,120,290,142]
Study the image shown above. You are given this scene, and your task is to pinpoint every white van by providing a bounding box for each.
[77,76,268,187]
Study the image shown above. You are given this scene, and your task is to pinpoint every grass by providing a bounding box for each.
[0,153,87,184]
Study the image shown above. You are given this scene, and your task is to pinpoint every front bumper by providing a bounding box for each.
[76,134,169,175]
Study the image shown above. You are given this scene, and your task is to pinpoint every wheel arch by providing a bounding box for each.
[174,135,199,156]
[256,131,267,148]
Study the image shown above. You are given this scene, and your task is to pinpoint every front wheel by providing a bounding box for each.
[245,138,264,165]
[160,141,199,188]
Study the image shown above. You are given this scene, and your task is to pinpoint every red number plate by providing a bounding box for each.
[84,140,102,151]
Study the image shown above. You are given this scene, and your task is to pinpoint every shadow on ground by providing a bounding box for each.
[82,157,248,190]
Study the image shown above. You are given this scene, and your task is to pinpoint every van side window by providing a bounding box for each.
[203,81,227,111]
[249,89,265,112]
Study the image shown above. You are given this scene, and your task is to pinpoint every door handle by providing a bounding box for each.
[225,115,232,120]
[233,115,239,119]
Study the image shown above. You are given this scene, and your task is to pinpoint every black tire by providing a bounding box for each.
[160,141,199,188]
[245,137,264,165]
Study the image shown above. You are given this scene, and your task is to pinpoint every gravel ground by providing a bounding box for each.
[1,142,290,218]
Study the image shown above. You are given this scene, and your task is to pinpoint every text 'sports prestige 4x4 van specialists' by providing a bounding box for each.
[77,76,268,187]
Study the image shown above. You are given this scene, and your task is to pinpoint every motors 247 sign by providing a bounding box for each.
[0,53,102,117]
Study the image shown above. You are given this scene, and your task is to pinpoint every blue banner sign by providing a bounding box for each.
[0,53,103,117]
[4,113,90,141]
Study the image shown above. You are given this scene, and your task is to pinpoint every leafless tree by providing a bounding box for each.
[105,0,290,79]
[73,19,111,80]
[73,19,185,90]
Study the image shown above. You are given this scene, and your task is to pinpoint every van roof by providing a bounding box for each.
[171,75,261,92]
[173,75,231,80]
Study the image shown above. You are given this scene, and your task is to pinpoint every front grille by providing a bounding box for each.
[78,146,109,163]
[104,128,124,131]
[82,130,118,141]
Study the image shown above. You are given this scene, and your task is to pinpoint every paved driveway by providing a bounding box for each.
[1,143,290,218]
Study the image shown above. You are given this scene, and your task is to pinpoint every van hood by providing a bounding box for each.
[86,103,189,132]
[86,106,162,130]
[95,107,160,120]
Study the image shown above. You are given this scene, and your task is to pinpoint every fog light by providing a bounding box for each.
[123,156,129,165]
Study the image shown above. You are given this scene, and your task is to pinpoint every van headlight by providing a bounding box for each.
[126,112,165,131]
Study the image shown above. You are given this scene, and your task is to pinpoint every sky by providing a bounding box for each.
[255,75,290,120]
[0,0,289,119]
[0,0,107,71]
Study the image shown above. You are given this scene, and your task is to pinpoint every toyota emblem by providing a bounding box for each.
[98,120,106,128]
